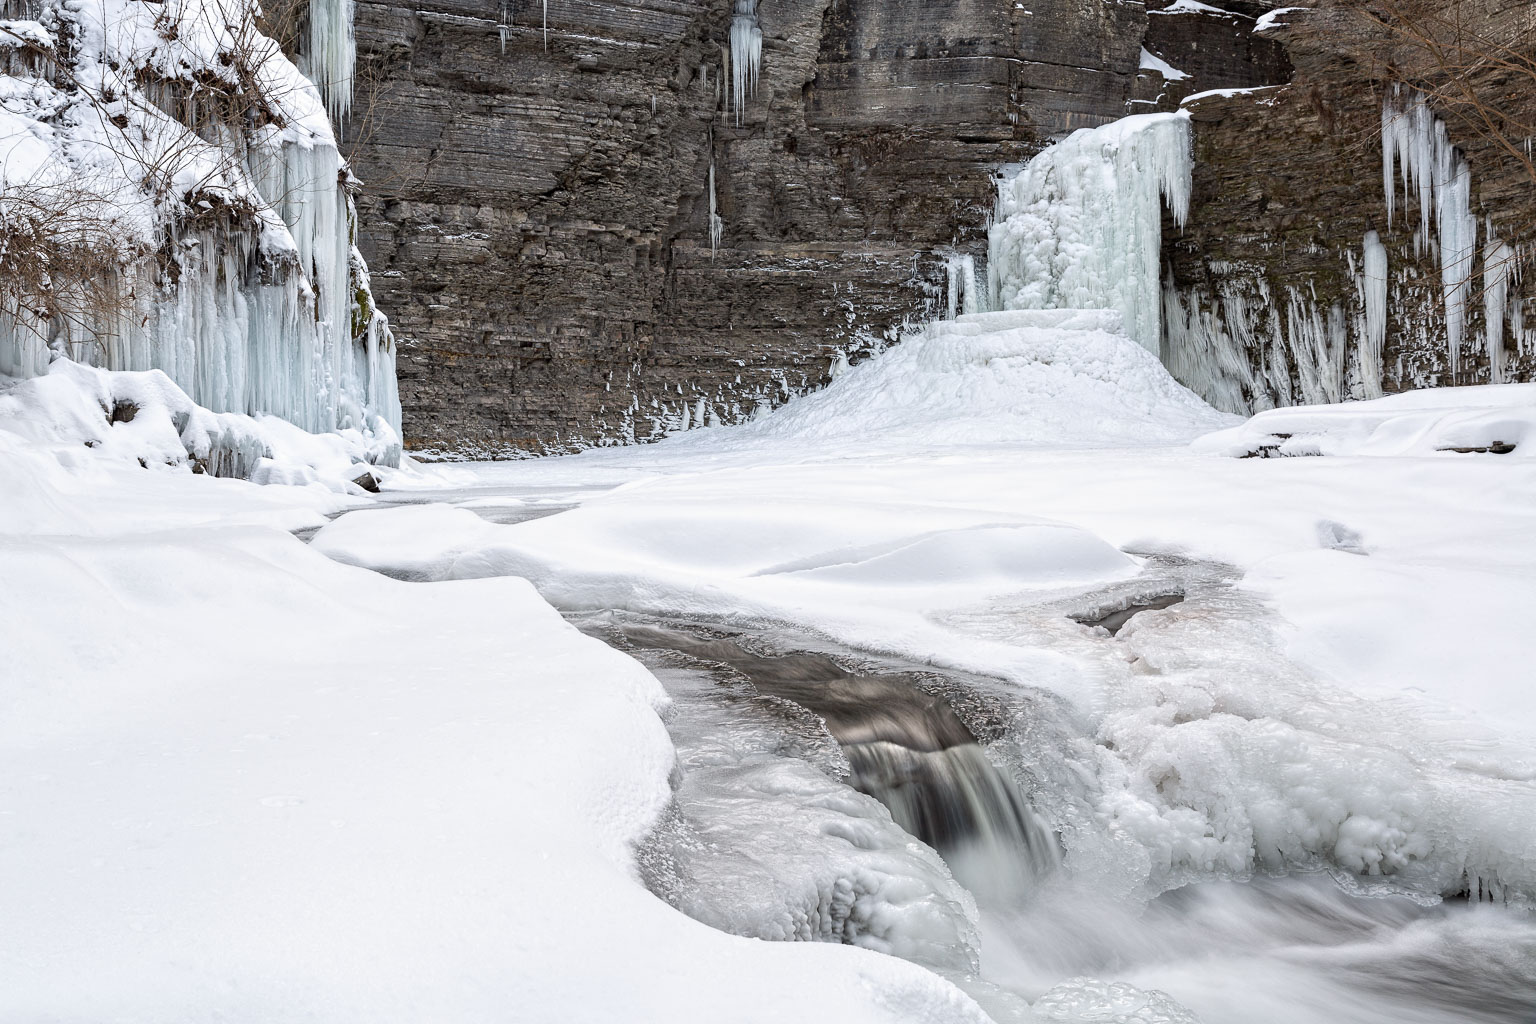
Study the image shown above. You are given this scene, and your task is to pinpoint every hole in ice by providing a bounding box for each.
[1069,591,1185,636]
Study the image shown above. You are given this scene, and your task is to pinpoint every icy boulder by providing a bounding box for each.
[718,309,1234,451]
[1193,382,1536,458]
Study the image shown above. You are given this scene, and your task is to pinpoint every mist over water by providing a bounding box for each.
[983,875,1536,1024]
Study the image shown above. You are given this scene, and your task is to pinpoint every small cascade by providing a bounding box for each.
[846,740,1060,905]
[616,623,1062,904]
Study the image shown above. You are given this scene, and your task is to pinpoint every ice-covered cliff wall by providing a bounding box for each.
[1160,4,1536,414]
[0,0,398,441]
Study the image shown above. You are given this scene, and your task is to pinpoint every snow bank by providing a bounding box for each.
[0,359,401,489]
[1193,382,1536,457]
[0,502,991,1023]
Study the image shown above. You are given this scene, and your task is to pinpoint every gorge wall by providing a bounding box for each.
[344,0,1532,452]
[345,0,1279,453]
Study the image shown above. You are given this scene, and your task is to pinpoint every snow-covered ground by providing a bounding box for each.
[5,311,1536,1022]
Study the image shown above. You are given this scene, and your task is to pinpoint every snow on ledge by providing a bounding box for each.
[1149,0,1252,18]
[1139,47,1190,82]
[1255,6,1310,31]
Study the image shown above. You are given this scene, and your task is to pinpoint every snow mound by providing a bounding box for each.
[0,359,401,489]
[722,310,1233,451]
[1194,383,1536,458]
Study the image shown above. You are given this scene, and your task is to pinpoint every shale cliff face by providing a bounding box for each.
[348,0,1284,453]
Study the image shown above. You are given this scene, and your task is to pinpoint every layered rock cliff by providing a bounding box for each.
[348,0,1284,453]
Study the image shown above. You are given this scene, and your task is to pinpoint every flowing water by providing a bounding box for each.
[576,611,1536,1024]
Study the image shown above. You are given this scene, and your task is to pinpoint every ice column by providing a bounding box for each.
[708,155,723,254]
[945,254,983,319]
[1359,231,1388,398]
[986,112,1192,353]
[729,0,762,126]
[1485,234,1512,383]
[1381,88,1478,379]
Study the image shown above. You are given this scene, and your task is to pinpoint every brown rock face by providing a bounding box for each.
[345,0,1181,454]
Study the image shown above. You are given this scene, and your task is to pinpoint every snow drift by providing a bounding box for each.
[0,359,401,489]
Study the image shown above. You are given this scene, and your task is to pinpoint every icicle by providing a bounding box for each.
[1360,231,1387,398]
[986,112,1192,353]
[729,0,762,126]
[708,153,724,255]
[1485,233,1512,384]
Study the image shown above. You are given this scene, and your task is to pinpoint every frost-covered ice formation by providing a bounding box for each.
[0,0,398,442]
[1381,87,1480,379]
[1163,89,1531,415]
[986,113,1192,354]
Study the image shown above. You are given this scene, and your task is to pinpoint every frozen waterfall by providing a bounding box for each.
[0,0,399,439]
[986,112,1192,354]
